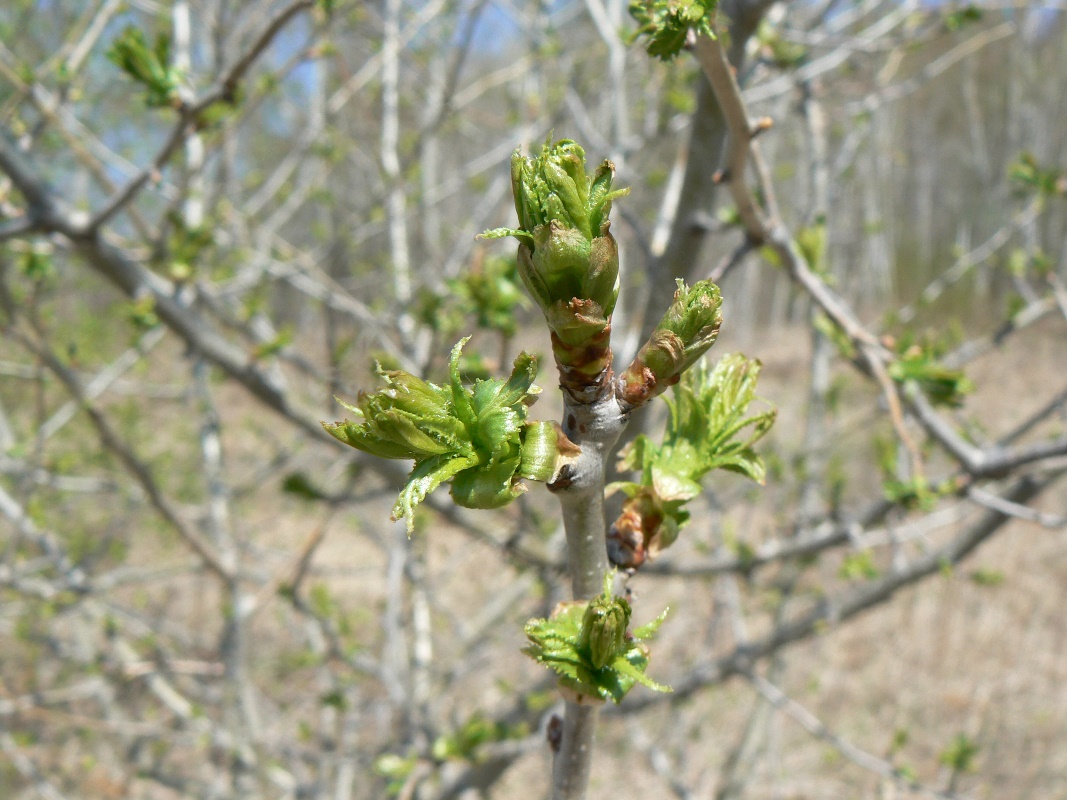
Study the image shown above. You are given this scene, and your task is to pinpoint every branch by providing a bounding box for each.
[87,0,315,231]
[11,326,234,581]
[690,30,1067,484]
[744,670,976,800]
[625,467,1065,710]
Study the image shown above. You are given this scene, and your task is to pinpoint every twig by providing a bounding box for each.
[691,32,924,477]
[744,670,976,800]
[626,467,1065,711]
[627,719,695,800]
[87,1,314,231]
[967,486,1065,529]
[11,326,234,581]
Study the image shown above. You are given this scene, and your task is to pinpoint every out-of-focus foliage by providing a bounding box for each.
[106,25,181,108]
[629,0,718,60]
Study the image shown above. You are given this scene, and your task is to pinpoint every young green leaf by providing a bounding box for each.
[609,354,775,568]
[107,26,182,108]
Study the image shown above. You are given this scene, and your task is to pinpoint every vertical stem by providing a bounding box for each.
[550,394,626,800]
[552,704,601,800]
[407,528,434,740]
[798,80,832,523]
[382,0,413,315]
[173,0,203,230]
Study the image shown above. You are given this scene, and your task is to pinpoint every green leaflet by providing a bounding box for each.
[888,350,973,408]
[522,573,671,703]
[323,339,567,533]
[657,354,776,483]
[880,329,973,408]
[394,454,480,527]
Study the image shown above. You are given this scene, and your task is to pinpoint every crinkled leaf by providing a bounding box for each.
[450,452,527,510]
[494,351,540,408]
[322,420,419,460]
[393,454,480,533]
[372,408,459,457]
[613,650,672,693]
[448,337,478,428]
[708,449,767,484]
[650,464,702,502]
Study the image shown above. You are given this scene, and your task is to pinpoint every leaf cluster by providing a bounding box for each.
[942,4,983,31]
[609,355,775,566]
[629,0,718,60]
[522,574,670,703]
[939,733,980,772]
[1009,152,1066,197]
[886,332,973,408]
[107,26,182,109]
[431,712,527,762]
[756,18,808,68]
[481,139,627,317]
[323,339,566,531]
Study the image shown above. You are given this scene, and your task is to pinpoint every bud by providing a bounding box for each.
[607,483,686,570]
[618,279,722,408]
[323,339,572,532]
[482,139,629,401]
[519,421,580,483]
[522,574,671,702]
[579,593,631,669]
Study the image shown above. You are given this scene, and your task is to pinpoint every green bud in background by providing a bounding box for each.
[618,279,723,407]
[629,0,718,61]
[107,26,182,109]
[482,139,629,401]
[323,338,574,532]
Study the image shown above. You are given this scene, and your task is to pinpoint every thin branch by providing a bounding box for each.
[744,670,976,800]
[967,486,1065,528]
[87,0,314,231]
[625,467,1065,711]
[11,326,234,581]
